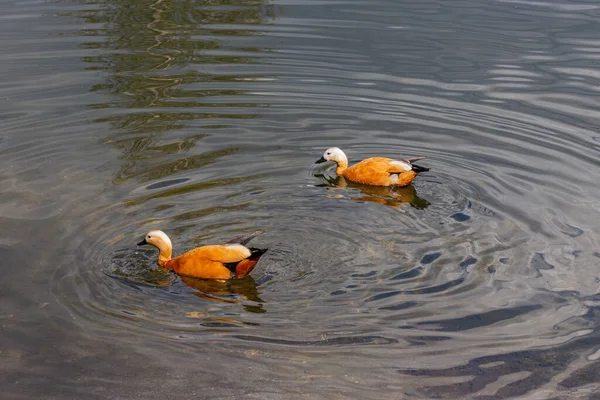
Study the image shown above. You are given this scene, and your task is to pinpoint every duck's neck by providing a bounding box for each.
[157,246,172,267]
[335,156,348,176]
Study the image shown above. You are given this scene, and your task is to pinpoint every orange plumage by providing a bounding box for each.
[316,147,429,187]
[138,230,267,280]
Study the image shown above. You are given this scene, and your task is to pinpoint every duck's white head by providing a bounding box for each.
[315,147,347,165]
[137,230,172,255]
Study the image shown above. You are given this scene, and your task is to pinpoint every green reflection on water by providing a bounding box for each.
[113,145,237,183]
[125,175,262,205]
[70,0,278,184]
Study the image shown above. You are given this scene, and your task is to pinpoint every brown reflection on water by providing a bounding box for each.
[181,275,264,309]
[73,0,278,184]
[316,174,431,209]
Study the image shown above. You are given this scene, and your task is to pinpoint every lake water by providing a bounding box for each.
[2,0,600,398]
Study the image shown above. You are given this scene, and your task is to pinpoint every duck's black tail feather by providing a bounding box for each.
[402,156,429,173]
[248,247,268,259]
[224,248,268,275]
[233,247,268,277]
[411,164,430,173]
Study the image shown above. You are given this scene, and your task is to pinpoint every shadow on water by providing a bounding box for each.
[314,173,431,210]
[182,275,265,308]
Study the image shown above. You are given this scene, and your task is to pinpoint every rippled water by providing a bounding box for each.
[2,0,600,398]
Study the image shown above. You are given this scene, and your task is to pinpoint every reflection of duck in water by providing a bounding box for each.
[315,147,429,187]
[181,275,264,306]
[137,230,267,280]
[316,175,430,209]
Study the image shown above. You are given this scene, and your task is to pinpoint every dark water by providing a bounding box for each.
[2,0,600,398]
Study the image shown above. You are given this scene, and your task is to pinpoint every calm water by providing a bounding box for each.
[2,0,600,398]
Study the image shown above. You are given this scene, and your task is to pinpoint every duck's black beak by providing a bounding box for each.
[315,156,327,164]
[137,239,148,246]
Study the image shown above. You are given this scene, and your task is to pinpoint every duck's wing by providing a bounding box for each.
[389,158,429,174]
[352,157,411,173]
[386,159,413,173]
[186,244,252,263]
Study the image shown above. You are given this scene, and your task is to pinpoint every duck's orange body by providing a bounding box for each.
[316,148,429,187]
[138,230,267,280]
[342,157,419,186]
[163,244,264,279]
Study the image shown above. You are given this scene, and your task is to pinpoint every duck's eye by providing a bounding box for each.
[147,235,152,239]
[326,152,331,155]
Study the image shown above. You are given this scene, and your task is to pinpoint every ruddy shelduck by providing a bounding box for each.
[137,230,267,280]
[315,147,429,187]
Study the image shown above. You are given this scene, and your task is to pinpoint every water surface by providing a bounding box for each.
[2,0,600,398]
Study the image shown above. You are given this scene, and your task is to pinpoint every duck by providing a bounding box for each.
[315,147,429,187]
[137,230,267,280]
